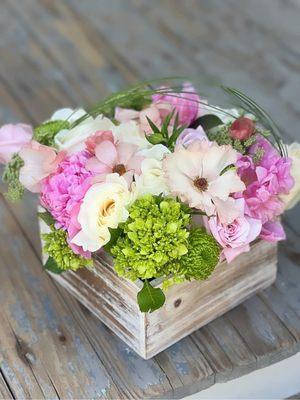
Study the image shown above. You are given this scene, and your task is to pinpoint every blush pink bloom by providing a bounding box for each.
[85,130,114,153]
[163,139,245,223]
[85,136,144,185]
[115,104,163,134]
[19,140,65,193]
[260,220,286,242]
[207,198,262,263]
[152,83,202,126]
[0,123,33,164]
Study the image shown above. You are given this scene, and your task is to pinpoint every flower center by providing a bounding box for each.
[113,164,126,175]
[193,177,208,192]
[98,199,115,225]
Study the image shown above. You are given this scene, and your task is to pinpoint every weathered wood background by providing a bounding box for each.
[0,0,299,398]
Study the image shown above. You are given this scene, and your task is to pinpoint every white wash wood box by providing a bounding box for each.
[39,215,278,359]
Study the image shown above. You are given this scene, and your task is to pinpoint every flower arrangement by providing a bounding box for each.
[1,79,299,313]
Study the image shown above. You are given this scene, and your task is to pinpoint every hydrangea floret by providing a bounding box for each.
[42,227,92,272]
[2,153,24,201]
[111,195,190,281]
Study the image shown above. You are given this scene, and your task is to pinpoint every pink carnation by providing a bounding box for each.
[41,150,94,257]
[152,83,201,126]
[206,198,262,263]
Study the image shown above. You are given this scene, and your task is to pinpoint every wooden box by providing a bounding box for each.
[39,217,277,359]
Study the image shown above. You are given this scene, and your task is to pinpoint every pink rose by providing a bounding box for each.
[19,140,65,193]
[229,117,255,140]
[0,123,33,164]
[207,198,262,263]
[85,130,114,153]
[260,220,286,242]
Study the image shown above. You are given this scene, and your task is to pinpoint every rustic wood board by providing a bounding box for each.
[0,0,300,398]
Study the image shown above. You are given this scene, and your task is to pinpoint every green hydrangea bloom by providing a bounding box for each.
[34,120,70,146]
[42,228,92,271]
[207,125,257,155]
[111,195,190,281]
[180,227,220,280]
[2,154,24,202]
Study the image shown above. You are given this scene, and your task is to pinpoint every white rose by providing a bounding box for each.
[281,142,300,210]
[55,114,115,154]
[112,120,150,150]
[71,174,131,252]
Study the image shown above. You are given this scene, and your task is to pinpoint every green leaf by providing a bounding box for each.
[104,227,123,254]
[190,114,223,131]
[38,211,55,227]
[145,116,160,133]
[146,132,165,145]
[44,256,64,274]
[137,280,166,313]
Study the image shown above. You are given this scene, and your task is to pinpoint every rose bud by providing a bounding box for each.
[229,117,255,140]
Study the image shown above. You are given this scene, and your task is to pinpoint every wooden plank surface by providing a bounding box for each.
[0,0,299,398]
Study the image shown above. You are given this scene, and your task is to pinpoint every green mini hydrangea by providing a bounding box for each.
[207,125,257,155]
[2,153,24,202]
[111,195,190,281]
[180,227,220,280]
[34,120,70,146]
[42,228,92,272]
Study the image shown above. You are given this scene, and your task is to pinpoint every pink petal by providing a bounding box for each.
[95,140,117,167]
[85,157,112,174]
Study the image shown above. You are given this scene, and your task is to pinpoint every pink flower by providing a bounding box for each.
[163,139,245,223]
[176,126,207,147]
[85,130,114,153]
[115,104,163,135]
[19,141,65,193]
[152,83,201,126]
[85,136,144,185]
[41,150,93,232]
[229,117,255,140]
[0,123,33,164]
[207,198,262,263]
[260,220,286,242]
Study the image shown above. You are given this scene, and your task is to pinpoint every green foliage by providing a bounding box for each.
[207,125,257,155]
[137,280,165,313]
[180,227,220,280]
[111,195,190,281]
[190,114,223,131]
[145,110,186,151]
[33,120,70,146]
[2,154,24,202]
[38,211,56,227]
[42,228,92,272]
[44,256,65,274]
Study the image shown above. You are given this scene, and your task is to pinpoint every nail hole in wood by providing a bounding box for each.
[174,298,182,308]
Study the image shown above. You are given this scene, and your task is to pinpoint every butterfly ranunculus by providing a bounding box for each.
[163,139,245,223]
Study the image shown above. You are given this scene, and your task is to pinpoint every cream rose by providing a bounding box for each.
[281,142,300,210]
[71,174,131,252]
[55,114,115,155]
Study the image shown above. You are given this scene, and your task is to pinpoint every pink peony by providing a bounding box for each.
[176,126,207,148]
[19,140,65,193]
[152,83,202,126]
[0,123,33,164]
[207,198,262,263]
[85,135,144,185]
[41,150,93,232]
[229,117,255,140]
[260,220,286,242]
